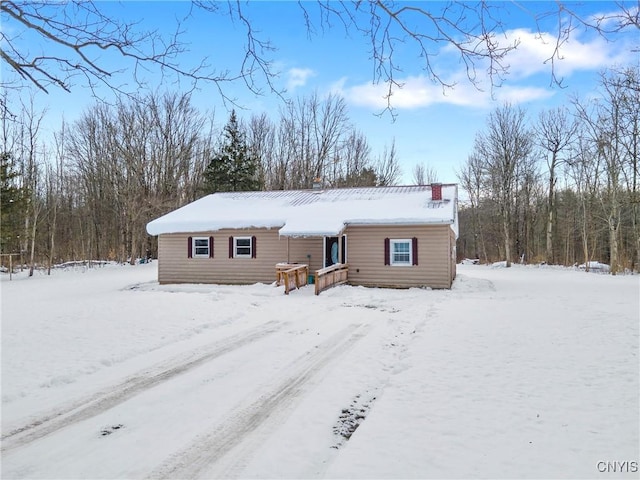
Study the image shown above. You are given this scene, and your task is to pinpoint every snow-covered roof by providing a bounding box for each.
[146,184,458,238]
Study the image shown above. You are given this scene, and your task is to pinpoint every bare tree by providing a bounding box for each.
[44,120,67,274]
[412,162,438,185]
[610,67,640,272]
[535,107,577,264]
[333,130,375,187]
[513,151,542,263]
[13,96,48,275]
[247,113,276,190]
[572,67,640,274]
[65,92,209,262]
[67,103,113,261]
[273,93,352,188]
[457,153,488,262]
[475,104,533,267]
[375,139,402,186]
[566,133,602,272]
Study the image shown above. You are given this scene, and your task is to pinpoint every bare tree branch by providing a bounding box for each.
[1,0,636,117]
[1,0,283,109]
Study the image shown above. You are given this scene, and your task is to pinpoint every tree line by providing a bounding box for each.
[0,91,401,272]
[1,65,638,275]
[2,2,638,276]
[457,66,639,274]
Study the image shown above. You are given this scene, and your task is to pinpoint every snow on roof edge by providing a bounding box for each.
[146,220,286,236]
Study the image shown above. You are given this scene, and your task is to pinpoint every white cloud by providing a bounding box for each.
[332,74,554,111]
[332,76,476,109]
[286,68,316,91]
[493,85,555,104]
[488,27,632,80]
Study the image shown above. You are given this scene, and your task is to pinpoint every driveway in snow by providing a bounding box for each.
[1,263,638,478]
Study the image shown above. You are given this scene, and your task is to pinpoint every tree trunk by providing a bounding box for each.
[129,226,137,265]
[503,212,511,267]
[546,165,555,263]
[28,212,37,276]
[609,210,619,275]
[48,221,55,275]
[581,200,590,272]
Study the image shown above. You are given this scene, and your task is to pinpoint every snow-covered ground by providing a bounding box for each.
[1,262,638,479]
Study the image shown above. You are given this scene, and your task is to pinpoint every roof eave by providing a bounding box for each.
[277,218,455,237]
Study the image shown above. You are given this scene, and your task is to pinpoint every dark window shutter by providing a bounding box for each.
[188,236,193,258]
[252,236,257,258]
[384,238,390,265]
[341,235,347,263]
[412,237,418,265]
[229,236,234,258]
[209,236,214,258]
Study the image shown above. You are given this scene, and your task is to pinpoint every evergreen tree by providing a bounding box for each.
[0,152,24,253]
[202,110,261,194]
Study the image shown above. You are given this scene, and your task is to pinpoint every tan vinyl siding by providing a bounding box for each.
[158,228,287,284]
[286,237,324,273]
[450,227,457,282]
[157,225,455,289]
[344,224,453,289]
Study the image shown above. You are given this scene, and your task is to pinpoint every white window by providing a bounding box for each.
[390,239,412,266]
[192,237,210,258]
[234,237,252,258]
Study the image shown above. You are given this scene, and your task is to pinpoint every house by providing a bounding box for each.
[146,183,458,289]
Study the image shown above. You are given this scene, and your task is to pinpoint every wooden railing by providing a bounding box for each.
[275,263,309,295]
[315,263,348,295]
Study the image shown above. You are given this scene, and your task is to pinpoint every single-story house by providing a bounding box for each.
[146,183,458,289]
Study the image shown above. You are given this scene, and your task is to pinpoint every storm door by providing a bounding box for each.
[324,236,347,267]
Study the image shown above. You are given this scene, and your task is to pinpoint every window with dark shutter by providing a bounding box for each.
[251,236,257,258]
[389,239,413,266]
[188,236,193,258]
[229,236,234,258]
[209,236,214,258]
[192,237,210,258]
[234,237,252,257]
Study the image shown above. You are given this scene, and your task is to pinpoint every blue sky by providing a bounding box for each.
[6,1,639,185]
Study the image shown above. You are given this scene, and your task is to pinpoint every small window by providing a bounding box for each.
[234,236,252,258]
[192,237,210,258]
[390,239,412,266]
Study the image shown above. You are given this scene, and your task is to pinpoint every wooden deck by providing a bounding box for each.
[276,262,349,295]
[314,263,348,295]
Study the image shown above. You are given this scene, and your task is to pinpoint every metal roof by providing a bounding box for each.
[146,184,459,237]
[214,184,455,206]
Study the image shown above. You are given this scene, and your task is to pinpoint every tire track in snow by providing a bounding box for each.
[1,320,284,452]
[147,323,372,480]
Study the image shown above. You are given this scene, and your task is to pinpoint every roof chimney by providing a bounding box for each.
[431,183,442,201]
[312,177,323,190]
